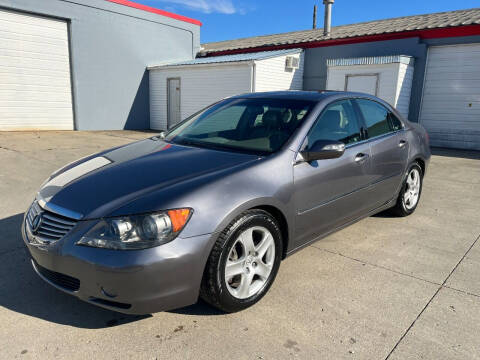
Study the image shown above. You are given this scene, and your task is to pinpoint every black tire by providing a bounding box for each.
[389,162,423,217]
[200,209,283,313]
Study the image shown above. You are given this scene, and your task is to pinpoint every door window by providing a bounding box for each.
[307,99,362,147]
[388,112,404,131]
[356,99,392,138]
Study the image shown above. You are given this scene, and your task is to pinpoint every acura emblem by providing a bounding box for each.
[31,213,43,234]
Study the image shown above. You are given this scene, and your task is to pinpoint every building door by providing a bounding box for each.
[345,74,379,96]
[419,44,480,150]
[0,9,74,130]
[167,78,181,128]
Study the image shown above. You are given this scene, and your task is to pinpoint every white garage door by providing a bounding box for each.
[420,44,480,150]
[0,9,74,130]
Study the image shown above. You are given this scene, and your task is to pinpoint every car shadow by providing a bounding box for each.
[371,210,396,218]
[168,300,224,316]
[0,213,150,329]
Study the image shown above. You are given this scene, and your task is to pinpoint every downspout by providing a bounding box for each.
[250,60,256,93]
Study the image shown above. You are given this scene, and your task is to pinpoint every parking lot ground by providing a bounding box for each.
[0,131,479,359]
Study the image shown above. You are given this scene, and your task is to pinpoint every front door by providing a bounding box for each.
[293,99,372,247]
[355,99,409,207]
[167,78,181,128]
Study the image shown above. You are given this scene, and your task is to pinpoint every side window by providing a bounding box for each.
[307,99,361,147]
[356,99,391,138]
[389,113,403,131]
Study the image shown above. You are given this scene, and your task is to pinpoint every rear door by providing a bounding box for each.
[293,99,372,246]
[355,99,409,208]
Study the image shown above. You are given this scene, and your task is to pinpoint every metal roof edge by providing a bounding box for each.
[326,55,415,67]
[249,48,303,61]
[148,49,303,70]
[147,60,253,70]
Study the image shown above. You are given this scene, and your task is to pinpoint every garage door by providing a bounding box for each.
[0,9,74,130]
[419,44,480,150]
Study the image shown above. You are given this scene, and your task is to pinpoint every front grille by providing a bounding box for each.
[26,201,77,244]
[34,261,80,292]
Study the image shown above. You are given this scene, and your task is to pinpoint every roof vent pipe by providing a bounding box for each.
[323,0,334,36]
[313,5,317,29]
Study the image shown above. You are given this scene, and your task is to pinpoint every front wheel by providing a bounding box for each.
[200,210,283,313]
[390,162,423,217]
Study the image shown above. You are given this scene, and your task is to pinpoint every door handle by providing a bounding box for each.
[399,140,407,148]
[355,153,369,163]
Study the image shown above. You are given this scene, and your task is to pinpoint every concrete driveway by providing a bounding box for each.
[0,131,479,359]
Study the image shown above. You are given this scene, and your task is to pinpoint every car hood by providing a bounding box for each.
[38,138,258,219]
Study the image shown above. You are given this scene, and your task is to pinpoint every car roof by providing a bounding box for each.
[231,90,368,102]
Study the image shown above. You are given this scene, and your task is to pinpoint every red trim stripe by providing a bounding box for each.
[106,0,202,26]
[204,24,480,56]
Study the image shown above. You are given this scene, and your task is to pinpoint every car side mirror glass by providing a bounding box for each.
[301,140,345,162]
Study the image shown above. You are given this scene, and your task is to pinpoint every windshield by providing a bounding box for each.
[165,98,315,155]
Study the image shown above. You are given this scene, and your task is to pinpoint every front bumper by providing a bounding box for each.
[22,218,215,314]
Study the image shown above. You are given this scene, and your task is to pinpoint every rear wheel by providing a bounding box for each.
[390,162,423,217]
[200,209,282,313]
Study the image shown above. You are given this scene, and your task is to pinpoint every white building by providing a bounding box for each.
[326,55,414,118]
[148,49,304,130]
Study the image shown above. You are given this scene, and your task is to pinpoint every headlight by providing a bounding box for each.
[76,209,192,250]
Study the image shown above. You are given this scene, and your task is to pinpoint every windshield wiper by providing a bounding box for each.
[174,137,267,156]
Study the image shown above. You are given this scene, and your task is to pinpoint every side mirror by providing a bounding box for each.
[301,140,345,162]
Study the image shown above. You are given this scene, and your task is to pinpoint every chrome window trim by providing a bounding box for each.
[345,128,405,149]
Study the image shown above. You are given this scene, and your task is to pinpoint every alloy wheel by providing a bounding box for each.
[404,168,421,210]
[224,226,275,299]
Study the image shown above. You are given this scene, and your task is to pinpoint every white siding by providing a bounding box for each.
[326,61,414,118]
[0,9,73,130]
[395,62,414,117]
[419,44,480,150]
[254,52,304,91]
[327,63,399,106]
[150,63,251,130]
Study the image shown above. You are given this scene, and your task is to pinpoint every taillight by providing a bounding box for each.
[425,131,430,146]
